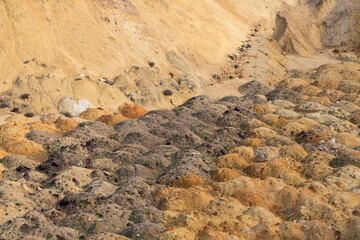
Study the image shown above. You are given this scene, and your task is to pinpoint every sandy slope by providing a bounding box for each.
[0,0,297,113]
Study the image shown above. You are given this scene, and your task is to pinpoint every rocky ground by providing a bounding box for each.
[0,59,359,239]
[1,1,360,240]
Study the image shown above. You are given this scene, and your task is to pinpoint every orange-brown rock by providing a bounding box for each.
[197,230,249,240]
[334,132,360,148]
[171,173,204,188]
[80,108,110,121]
[215,153,250,170]
[54,117,79,133]
[319,89,345,103]
[277,78,311,89]
[118,103,147,119]
[293,85,322,96]
[250,104,275,115]
[279,144,308,160]
[0,149,9,159]
[156,187,214,212]
[281,122,308,137]
[261,113,288,127]
[275,186,306,211]
[96,114,127,126]
[295,129,332,144]
[250,127,277,139]
[172,211,244,233]
[0,123,27,139]
[159,227,196,240]
[232,190,274,211]
[308,96,332,106]
[306,151,335,164]
[25,121,60,135]
[239,207,282,227]
[213,176,287,198]
[89,233,129,240]
[211,168,241,182]
[5,114,31,125]
[1,137,44,157]
[241,118,268,131]
[229,146,254,161]
[295,117,318,128]
[203,197,247,216]
[243,138,265,148]
[245,157,301,180]
[302,162,335,180]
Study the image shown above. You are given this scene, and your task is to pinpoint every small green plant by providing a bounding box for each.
[46,233,54,240]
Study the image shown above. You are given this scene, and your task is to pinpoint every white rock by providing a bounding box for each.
[57,97,90,117]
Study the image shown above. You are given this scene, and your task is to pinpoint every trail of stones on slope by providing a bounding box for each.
[0,63,360,239]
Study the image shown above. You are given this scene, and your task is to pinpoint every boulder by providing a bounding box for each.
[57,97,90,117]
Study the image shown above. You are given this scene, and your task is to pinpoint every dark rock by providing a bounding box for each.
[238,80,273,95]
[266,88,304,103]
[26,130,59,145]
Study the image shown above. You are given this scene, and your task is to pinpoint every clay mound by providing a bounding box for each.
[118,104,147,119]
[80,108,111,121]
[1,137,44,157]
[25,121,60,135]
[54,117,79,133]
[96,114,127,126]
[171,173,204,188]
